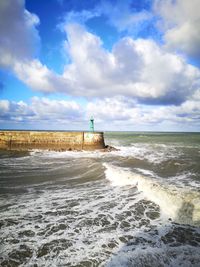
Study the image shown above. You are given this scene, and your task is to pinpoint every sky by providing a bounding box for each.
[0,0,200,131]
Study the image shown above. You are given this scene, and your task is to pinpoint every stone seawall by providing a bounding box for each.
[0,131,105,151]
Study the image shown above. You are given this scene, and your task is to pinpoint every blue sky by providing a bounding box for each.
[0,0,200,131]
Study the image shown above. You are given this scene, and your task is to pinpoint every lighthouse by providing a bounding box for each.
[89,117,94,132]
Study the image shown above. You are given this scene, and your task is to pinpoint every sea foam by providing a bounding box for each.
[103,163,200,226]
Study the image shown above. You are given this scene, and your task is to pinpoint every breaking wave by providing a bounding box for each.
[103,163,200,226]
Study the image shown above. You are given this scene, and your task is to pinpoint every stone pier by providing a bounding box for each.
[0,131,106,151]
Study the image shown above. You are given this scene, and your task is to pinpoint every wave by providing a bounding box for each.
[107,143,182,164]
[103,163,200,226]
[17,143,182,166]
[29,149,109,159]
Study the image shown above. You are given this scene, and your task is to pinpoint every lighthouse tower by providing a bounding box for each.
[89,117,94,132]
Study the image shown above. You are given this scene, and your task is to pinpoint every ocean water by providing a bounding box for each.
[0,131,200,267]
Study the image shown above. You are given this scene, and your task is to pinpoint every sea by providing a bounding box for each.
[0,132,200,267]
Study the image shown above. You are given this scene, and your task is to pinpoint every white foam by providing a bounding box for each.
[1,144,200,266]
[30,149,110,159]
[134,168,156,177]
[0,181,142,266]
[108,143,181,164]
[104,164,138,187]
[104,245,200,267]
[28,142,180,163]
[167,172,200,188]
[103,163,200,226]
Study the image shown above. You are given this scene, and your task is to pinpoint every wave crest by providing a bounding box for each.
[103,163,200,226]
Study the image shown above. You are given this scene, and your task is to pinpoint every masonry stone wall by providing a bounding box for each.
[0,131,105,151]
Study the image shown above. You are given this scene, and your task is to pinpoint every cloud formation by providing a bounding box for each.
[0,97,82,127]
[1,19,200,105]
[0,0,200,131]
[86,95,200,129]
[1,95,200,130]
[0,0,40,68]
[13,60,65,93]
[154,0,200,60]
[98,0,153,33]
[63,24,200,104]
[62,0,153,34]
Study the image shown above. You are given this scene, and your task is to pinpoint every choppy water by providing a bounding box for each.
[0,132,200,267]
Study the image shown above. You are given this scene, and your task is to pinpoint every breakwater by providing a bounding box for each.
[0,131,105,151]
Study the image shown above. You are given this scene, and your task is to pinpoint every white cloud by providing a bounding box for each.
[0,97,82,126]
[86,97,139,122]
[154,0,200,59]
[13,60,66,93]
[1,96,200,131]
[0,0,40,68]
[31,97,81,121]
[86,97,156,125]
[61,24,200,104]
[0,0,200,110]
[86,95,200,129]
[2,22,199,105]
[61,9,100,26]
[97,0,152,33]
[0,100,10,113]
[61,0,152,34]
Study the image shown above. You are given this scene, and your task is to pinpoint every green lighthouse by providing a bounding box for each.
[90,117,94,132]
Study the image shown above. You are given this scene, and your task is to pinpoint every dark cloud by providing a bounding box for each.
[138,94,186,106]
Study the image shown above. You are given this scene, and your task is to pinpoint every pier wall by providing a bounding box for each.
[0,131,105,151]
